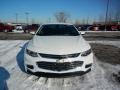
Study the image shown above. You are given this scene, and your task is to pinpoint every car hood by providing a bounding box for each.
[27,35,90,54]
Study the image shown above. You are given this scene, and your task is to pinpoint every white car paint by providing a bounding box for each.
[27,35,90,54]
[12,29,24,33]
[24,23,93,75]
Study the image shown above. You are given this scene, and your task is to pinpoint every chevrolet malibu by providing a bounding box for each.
[24,23,93,76]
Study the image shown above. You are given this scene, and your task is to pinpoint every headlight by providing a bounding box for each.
[26,49,38,57]
[81,49,92,56]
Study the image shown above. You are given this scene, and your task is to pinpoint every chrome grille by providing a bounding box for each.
[36,61,83,71]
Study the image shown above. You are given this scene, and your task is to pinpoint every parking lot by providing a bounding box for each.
[0,31,120,40]
[0,41,120,90]
[0,32,120,90]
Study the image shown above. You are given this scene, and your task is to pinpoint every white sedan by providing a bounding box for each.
[12,29,24,33]
[24,23,93,77]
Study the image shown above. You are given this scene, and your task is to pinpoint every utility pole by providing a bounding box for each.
[16,13,18,24]
[105,0,110,31]
[25,12,29,25]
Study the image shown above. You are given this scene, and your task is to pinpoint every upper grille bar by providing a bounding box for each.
[39,53,80,59]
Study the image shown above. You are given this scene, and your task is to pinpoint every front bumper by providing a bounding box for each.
[24,52,93,76]
[27,68,91,77]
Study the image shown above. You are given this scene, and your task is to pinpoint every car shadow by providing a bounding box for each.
[0,67,10,90]
[16,42,28,72]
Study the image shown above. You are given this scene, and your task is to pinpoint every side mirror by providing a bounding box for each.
[80,31,86,35]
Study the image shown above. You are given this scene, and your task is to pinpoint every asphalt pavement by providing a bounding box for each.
[0,31,120,40]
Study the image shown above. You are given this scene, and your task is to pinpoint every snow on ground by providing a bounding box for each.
[0,40,120,90]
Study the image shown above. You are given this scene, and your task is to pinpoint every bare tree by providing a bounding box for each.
[82,19,85,25]
[31,18,35,24]
[74,20,81,25]
[98,12,114,24]
[114,10,120,21]
[99,15,105,22]
[86,17,89,24]
[107,12,113,24]
[54,11,70,23]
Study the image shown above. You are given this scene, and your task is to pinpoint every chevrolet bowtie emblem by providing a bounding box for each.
[56,59,64,63]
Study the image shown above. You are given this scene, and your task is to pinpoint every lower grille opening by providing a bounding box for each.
[27,65,34,69]
[85,63,92,68]
[36,61,83,71]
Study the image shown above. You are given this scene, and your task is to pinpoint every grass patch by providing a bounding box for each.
[90,43,120,65]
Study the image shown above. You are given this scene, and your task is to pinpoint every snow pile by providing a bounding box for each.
[0,40,120,90]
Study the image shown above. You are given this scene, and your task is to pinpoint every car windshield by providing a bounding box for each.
[36,24,80,36]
